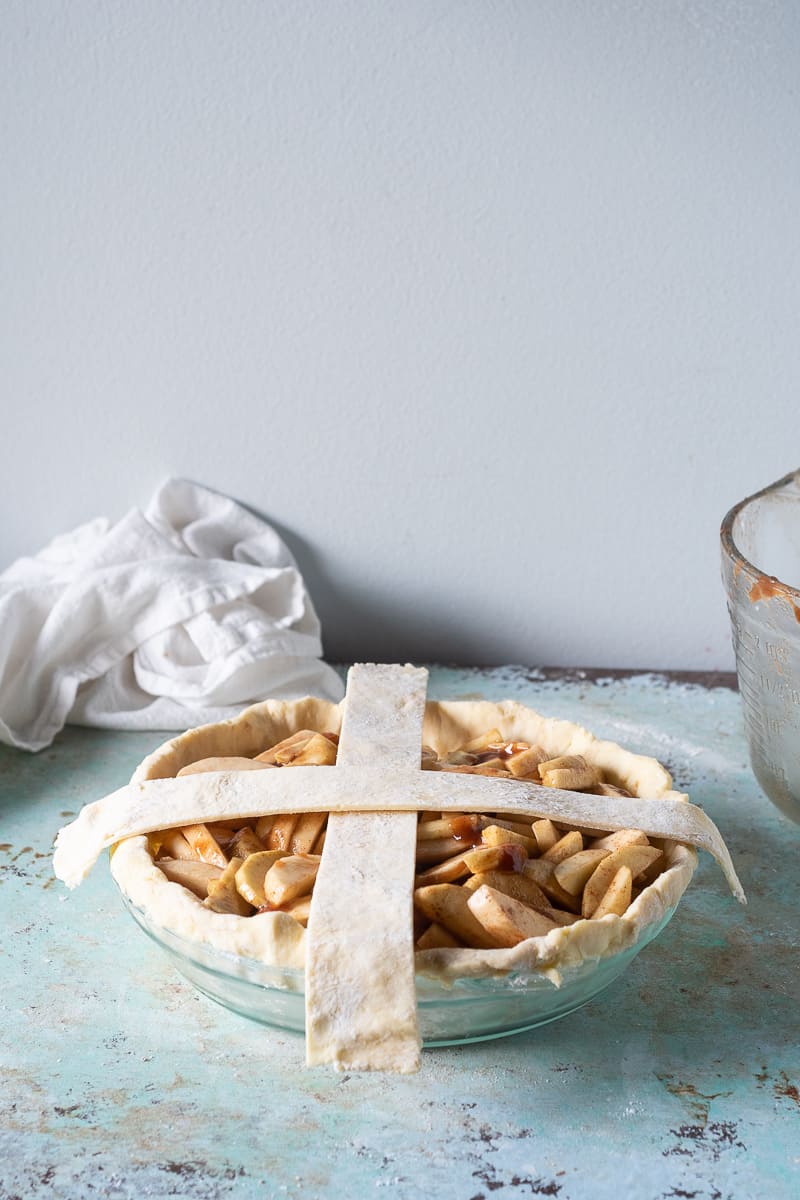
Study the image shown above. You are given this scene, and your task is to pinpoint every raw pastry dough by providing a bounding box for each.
[304,664,425,1072]
[55,766,742,898]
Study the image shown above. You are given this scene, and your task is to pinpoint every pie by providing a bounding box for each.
[54,664,743,1073]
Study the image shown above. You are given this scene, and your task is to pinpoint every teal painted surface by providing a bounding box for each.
[1,667,798,1200]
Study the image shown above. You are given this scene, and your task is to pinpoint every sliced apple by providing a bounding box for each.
[466,885,557,947]
[263,854,321,906]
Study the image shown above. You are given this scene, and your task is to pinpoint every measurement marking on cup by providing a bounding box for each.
[734,652,762,681]
[759,678,800,704]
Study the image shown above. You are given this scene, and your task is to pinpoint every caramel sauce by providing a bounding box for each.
[497,845,526,872]
[449,815,483,845]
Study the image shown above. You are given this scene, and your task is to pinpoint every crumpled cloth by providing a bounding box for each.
[0,479,344,751]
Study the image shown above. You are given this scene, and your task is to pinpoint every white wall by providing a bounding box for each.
[2,1,799,670]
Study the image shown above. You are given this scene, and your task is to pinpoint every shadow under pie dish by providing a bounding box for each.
[54,664,743,1071]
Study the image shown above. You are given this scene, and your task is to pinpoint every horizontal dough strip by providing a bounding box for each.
[53,765,744,902]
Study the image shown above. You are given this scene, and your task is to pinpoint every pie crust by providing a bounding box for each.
[109,693,700,983]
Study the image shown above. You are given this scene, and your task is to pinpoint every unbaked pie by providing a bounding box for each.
[54,664,743,1074]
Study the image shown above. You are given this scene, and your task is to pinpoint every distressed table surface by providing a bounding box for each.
[1,667,798,1200]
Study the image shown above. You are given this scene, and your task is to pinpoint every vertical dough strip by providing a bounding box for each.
[304,664,428,1072]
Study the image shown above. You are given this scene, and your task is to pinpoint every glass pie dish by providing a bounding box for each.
[120,889,679,1045]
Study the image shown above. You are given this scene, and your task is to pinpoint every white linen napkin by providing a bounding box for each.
[0,479,344,751]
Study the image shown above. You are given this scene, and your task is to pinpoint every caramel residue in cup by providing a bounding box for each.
[749,576,790,604]
[748,576,800,622]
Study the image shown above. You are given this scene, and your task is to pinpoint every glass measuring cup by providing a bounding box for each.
[721,469,800,823]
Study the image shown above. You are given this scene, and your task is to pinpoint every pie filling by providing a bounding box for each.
[148,728,674,952]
